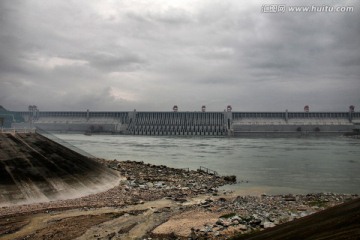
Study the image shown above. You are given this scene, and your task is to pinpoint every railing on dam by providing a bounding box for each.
[0,127,36,134]
[233,112,286,119]
[16,111,131,124]
[232,111,355,120]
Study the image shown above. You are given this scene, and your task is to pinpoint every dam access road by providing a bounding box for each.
[0,132,359,239]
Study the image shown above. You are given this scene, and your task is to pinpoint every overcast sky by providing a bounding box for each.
[1,0,359,112]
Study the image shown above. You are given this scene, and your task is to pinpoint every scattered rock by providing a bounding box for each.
[263,221,276,229]
[223,175,236,182]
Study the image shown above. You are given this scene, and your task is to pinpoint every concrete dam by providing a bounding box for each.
[0,131,119,206]
[5,106,360,136]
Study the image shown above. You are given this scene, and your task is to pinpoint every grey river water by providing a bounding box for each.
[55,134,360,195]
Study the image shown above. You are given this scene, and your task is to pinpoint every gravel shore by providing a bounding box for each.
[0,160,358,240]
[156,192,358,239]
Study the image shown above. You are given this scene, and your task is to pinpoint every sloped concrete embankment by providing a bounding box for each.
[0,132,119,206]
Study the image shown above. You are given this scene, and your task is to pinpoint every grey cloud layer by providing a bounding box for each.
[0,0,359,111]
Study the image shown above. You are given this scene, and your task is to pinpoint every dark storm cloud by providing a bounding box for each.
[0,0,359,111]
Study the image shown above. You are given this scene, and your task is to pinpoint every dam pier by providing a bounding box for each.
[1,105,359,136]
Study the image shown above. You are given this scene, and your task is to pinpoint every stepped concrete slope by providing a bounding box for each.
[0,132,119,206]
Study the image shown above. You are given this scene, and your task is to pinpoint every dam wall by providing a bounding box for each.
[231,111,359,136]
[9,109,360,136]
[13,111,129,133]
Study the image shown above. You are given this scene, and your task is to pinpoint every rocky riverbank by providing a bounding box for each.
[0,160,235,217]
[157,192,358,239]
[103,159,236,197]
[0,160,358,240]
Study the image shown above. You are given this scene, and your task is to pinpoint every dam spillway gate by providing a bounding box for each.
[127,112,229,136]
